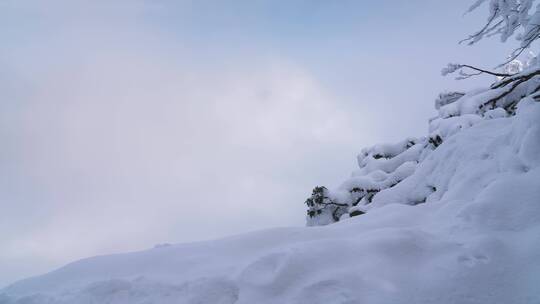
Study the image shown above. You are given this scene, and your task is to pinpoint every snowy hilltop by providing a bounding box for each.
[2,1,540,303]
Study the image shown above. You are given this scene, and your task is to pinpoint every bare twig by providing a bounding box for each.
[460,64,514,77]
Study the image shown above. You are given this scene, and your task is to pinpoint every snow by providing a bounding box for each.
[463,0,540,47]
[1,97,540,303]
[441,63,463,76]
[306,55,540,226]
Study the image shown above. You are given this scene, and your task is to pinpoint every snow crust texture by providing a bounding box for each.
[1,95,540,303]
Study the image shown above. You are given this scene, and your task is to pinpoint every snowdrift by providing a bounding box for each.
[1,95,540,303]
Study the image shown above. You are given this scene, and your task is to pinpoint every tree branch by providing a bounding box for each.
[481,68,540,109]
[460,64,514,77]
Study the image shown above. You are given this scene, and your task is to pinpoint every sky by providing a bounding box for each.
[0,0,519,287]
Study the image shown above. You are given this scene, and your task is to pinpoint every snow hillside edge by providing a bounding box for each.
[1,84,540,303]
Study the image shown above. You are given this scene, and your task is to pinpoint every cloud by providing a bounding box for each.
[0,25,368,285]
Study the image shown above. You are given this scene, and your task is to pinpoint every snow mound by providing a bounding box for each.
[1,98,540,303]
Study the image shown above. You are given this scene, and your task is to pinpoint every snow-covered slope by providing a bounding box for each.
[1,97,540,303]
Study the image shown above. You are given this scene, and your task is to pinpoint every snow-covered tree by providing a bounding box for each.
[305,138,428,225]
[305,186,348,226]
[443,1,540,114]
[463,0,540,64]
[304,0,540,226]
[444,1,540,103]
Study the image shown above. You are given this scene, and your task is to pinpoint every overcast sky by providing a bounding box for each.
[0,0,517,287]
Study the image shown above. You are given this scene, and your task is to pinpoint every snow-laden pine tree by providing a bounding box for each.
[305,0,540,226]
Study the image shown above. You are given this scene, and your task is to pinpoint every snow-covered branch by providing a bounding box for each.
[441,63,514,79]
[463,0,540,65]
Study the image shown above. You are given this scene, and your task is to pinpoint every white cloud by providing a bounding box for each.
[0,39,367,286]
